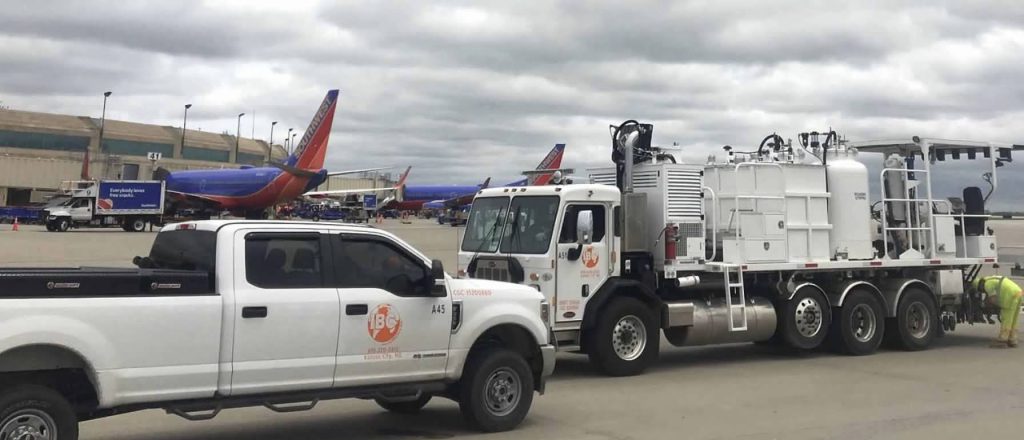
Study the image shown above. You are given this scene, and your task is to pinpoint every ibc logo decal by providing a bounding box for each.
[583,246,599,268]
[368,304,402,344]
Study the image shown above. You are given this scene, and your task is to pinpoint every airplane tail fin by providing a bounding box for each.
[394,166,412,188]
[480,177,491,189]
[288,89,339,170]
[529,143,566,185]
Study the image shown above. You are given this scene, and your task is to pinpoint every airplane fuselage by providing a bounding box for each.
[167,167,327,211]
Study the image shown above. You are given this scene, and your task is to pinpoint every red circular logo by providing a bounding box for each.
[367,304,402,344]
[583,246,599,268]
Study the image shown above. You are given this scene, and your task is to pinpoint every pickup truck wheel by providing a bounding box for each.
[374,395,432,414]
[885,288,937,351]
[586,297,659,376]
[458,348,533,432]
[0,385,78,440]
[129,218,147,232]
[57,219,70,232]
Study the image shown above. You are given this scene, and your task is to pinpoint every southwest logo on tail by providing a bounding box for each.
[160,90,377,218]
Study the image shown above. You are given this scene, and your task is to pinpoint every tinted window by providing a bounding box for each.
[499,196,559,254]
[149,230,217,272]
[559,205,607,243]
[245,235,323,288]
[334,236,429,297]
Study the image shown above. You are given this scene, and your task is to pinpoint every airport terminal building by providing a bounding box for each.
[0,108,393,206]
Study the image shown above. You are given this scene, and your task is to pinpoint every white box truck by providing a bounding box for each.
[42,180,165,232]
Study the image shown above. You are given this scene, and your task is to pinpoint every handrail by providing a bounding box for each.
[879,167,934,259]
[703,185,718,262]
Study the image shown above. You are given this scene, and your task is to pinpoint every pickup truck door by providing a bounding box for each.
[230,230,341,395]
[329,233,452,387]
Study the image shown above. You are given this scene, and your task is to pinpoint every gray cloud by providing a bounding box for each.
[0,0,1022,209]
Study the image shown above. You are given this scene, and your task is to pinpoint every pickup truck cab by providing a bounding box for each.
[0,220,554,438]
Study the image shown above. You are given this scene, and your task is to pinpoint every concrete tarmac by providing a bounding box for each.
[1,219,1023,439]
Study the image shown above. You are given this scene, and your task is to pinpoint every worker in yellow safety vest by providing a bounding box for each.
[977,276,1023,348]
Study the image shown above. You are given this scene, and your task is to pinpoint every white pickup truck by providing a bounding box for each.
[0,220,554,438]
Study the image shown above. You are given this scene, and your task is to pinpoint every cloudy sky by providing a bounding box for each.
[1,1,1022,207]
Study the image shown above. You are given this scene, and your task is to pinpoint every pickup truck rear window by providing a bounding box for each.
[149,230,216,272]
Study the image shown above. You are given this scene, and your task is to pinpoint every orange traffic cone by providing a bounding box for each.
[11,217,18,231]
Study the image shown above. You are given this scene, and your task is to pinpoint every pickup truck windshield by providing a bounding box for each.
[149,230,217,272]
[461,197,510,253]
[499,196,558,254]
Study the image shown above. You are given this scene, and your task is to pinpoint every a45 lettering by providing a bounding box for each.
[431,304,446,315]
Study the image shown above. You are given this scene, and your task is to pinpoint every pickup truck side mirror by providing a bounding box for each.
[428,259,447,297]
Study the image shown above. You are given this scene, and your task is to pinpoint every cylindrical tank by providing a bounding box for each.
[663,297,777,346]
[826,148,874,260]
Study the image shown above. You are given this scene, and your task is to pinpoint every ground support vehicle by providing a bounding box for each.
[42,180,165,232]
[0,220,554,438]
[459,122,1013,376]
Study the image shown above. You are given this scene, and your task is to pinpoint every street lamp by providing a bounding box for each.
[286,127,294,153]
[98,91,112,151]
[269,121,278,162]
[181,104,192,150]
[236,112,245,162]
[291,133,297,152]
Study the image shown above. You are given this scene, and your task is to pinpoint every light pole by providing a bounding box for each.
[286,127,294,154]
[269,121,278,162]
[181,104,192,150]
[98,91,112,151]
[236,112,245,162]
[291,133,297,152]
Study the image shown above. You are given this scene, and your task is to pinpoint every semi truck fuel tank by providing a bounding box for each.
[663,297,777,346]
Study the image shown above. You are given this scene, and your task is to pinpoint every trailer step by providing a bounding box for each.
[723,264,748,332]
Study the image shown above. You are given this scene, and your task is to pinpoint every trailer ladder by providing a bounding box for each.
[723,264,748,332]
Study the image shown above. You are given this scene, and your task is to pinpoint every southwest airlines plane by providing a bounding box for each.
[158,90,381,218]
[306,143,566,211]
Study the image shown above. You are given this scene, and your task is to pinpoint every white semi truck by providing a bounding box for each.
[459,121,1013,376]
[0,220,554,438]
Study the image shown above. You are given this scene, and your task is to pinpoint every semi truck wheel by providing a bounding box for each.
[586,297,659,376]
[0,385,78,440]
[829,290,885,355]
[375,395,432,414]
[777,286,831,350]
[886,288,937,351]
[458,348,533,432]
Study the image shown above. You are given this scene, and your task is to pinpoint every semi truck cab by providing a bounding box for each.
[459,186,620,347]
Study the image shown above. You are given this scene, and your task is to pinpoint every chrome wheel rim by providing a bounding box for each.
[483,367,521,417]
[0,409,57,440]
[906,302,930,339]
[795,297,823,338]
[612,315,647,361]
[850,303,877,342]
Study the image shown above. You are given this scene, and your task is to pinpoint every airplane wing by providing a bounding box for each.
[326,167,390,177]
[165,190,224,210]
[305,166,411,197]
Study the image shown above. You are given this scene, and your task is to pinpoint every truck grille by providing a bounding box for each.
[475,267,511,282]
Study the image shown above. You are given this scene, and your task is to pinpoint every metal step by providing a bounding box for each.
[724,265,748,332]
